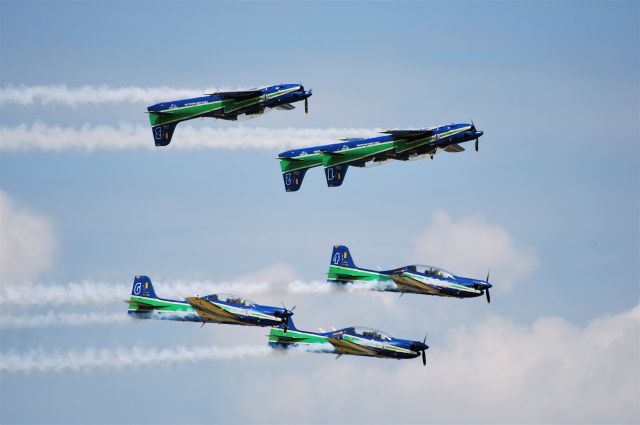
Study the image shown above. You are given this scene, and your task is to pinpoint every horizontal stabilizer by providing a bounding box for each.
[145,110,178,116]
[125,299,162,309]
[444,144,465,153]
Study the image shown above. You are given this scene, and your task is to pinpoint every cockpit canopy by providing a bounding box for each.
[345,326,392,341]
[203,294,255,307]
[406,264,455,279]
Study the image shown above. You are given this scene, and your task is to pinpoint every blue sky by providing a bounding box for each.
[0,1,638,424]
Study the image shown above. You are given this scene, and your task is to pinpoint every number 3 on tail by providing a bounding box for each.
[154,127,163,140]
[285,173,292,186]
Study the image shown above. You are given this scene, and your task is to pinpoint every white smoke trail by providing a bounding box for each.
[0,279,384,307]
[0,85,227,106]
[0,344,273,373]
[0,122,377,152]
[0,312,130,329]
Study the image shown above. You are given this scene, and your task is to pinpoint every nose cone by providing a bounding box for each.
[475,130,483,138]
[412,341,429,352]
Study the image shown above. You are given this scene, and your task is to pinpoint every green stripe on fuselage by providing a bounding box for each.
[279,141,396,173]
[127,295,195,312]
[268,328,329,345]
[150,87,301,127]
[327,265,393,282]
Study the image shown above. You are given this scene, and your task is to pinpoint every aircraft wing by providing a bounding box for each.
[380,129,435,139]
[389,273,442,295]
[204,90,262,101]
[444,144,465,153]
[274,103,295,110]
[185,297,247,325]
[327,337,380,357]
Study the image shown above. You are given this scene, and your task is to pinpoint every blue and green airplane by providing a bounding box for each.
[147,83,312,146]
[126,276,295,330]
[327,245,493,303]
[277,122,484,191]
[269,317,430,365]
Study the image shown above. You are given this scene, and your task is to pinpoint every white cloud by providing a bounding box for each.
[414,210,537,290]
[0,190,56,284]
[243,305,640,424]
[0,122,378,152]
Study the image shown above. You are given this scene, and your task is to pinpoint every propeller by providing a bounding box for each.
[412,334,429,366]
[280,302,296,333]
[471,119,479,152]
[305,97,308,114]
[485,271,491,304]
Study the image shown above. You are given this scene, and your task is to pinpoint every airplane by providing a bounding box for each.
[277,122,484,191]
[327,245,493,303]
[269,317,430,366]
[126,275,296,330]
[147,83,312,146]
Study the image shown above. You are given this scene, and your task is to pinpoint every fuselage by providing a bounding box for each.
[327,263,491,299]
[279,123,483,170]
[127,293,290,327]
[268,325,426,360]
[147,83,311,128]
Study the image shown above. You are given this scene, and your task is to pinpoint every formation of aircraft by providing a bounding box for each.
[126,276,295,330]
[147,83,312,146]
[327,245,492,303]
[277,122,483,191]
[269,317,429,365]
[134,83,491,365]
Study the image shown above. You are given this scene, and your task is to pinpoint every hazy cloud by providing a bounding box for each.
[0,190,56,284]
[233,263,300,285]
[244,305,640,424]
[414,210,537,290]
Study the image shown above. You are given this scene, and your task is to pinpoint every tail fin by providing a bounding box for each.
[330,245,356,268]
[324,164,349,187]
[150,122,178,147]
[281,166,309,192]
[131,275,158,299]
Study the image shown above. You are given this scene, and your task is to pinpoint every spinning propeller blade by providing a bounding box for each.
[280,302,296,333]
[471,119,479,152]
[485,271,491,304]
[414,333,428,366]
